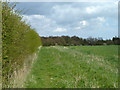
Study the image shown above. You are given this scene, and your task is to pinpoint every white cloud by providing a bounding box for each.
[22,14,54,28]
[53,27,67,32]
[22,14,59,36]
[75,26,81,30]
[51,5,82,25]
[50,2,117,27]
[31,15,45,19]
[22,14,50,23]
[97,17,105,22]
[114,1,118,5]
[86,6,97,14]
[18,2,118,39]
[80,20,87,26]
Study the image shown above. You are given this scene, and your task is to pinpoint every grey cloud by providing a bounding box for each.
[49,2,117,26]
[17,2,118,39]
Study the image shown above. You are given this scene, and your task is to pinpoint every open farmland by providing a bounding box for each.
[2,2,119,88]
[24,45,118,88]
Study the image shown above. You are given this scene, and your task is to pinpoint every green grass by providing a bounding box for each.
[69,45,118,66]
[25,45,118,88]
[69,45,118,57]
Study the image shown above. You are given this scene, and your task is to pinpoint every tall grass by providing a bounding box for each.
[2,2,42,87]
[25,46,118,88]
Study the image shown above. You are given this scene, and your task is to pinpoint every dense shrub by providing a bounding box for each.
[2,2,42,87]
[0,2,1,47]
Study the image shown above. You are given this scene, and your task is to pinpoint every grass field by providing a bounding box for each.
[24,45,118,88]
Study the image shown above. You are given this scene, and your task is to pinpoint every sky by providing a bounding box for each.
[15,1,118,40]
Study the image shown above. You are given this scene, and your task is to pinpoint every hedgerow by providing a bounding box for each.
[2,2,42,87]
[0,1,2,89]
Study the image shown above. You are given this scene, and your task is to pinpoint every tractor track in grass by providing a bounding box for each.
[53,46,118,73]
[24,46,118,88]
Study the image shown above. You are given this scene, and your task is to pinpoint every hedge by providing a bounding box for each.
[2,2,42,87]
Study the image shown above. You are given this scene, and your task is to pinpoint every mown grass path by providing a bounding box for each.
[24,46,118,88]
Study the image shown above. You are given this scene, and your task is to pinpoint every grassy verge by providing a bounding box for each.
[25,46,118,88]
[9,46,41,88]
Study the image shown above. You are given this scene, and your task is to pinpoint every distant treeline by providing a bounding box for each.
[41,36,120,46]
